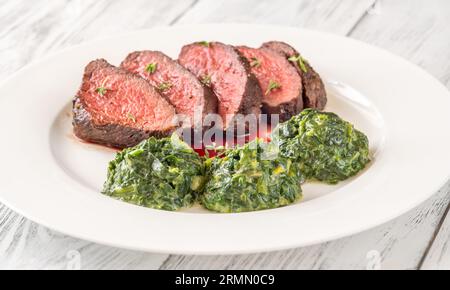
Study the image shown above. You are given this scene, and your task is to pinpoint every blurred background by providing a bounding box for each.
[1,0,450,270]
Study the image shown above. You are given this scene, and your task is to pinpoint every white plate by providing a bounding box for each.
[1,24,450,255]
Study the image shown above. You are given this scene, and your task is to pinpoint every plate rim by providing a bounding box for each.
[0,23,450,255]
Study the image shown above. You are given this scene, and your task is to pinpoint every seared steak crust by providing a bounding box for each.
[237,46,303,121]
[73,59,177,149]
[236,49,265,117]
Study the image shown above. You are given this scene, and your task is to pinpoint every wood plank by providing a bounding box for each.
[0,0,197,81]
[353,0,450,271]
[175,0,377,35]
[421,206,450,270]
[350,0,450,87]
[0,0,376,270]
[1,0,450,270]
[0,0,197,270]
[0,204,168,269]
[162,0,450,270]
[162,182,450,270]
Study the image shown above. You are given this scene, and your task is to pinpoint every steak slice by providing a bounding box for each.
[262,41,327,110]
[73,59,177,149]
[237,46,303,121]
[178,42,262,129]
[121,51,218,127]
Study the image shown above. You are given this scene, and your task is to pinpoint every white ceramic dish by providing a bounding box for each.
[1,24,450,255]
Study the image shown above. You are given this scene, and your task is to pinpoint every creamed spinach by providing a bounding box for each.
[271,109,370,184]
[102,135,205,211]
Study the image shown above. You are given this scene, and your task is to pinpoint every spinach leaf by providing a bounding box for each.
[271,109,371,184]
[202,139,303,213]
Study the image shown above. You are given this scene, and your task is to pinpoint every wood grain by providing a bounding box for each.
[0,0,197,270]
[421,204,450,270]
[0,0,197,80]
[351,0,450,86]
[0,204,167,269]
[162,0,450,270]
[175,0,377,35]
[1,0,450,270]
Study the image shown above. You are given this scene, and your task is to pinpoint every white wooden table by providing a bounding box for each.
[1,0,450,270]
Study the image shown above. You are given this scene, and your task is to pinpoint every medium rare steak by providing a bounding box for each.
[121,51,218,127]
[237,46,303,121]
[262,41,327,110]
[73,59,177,149]
[178,42,262,129]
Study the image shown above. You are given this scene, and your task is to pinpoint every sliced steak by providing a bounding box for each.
[73,59,177,149]
[237,46,303,121]
[178,42,262,129]
[262,41,327,110]
[121,51,218,127]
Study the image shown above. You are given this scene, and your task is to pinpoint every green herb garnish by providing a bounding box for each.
[201,75,212,86]
[265,80,282,95]
[271,109,371,184]
[145,63,158,74]
[288,55,308,73]
[250,57,261,68]
[74,100,82,110]
[157,82,173,92]
[197,41,210,47]
[96,87,108,96]
[127,113,136,123]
